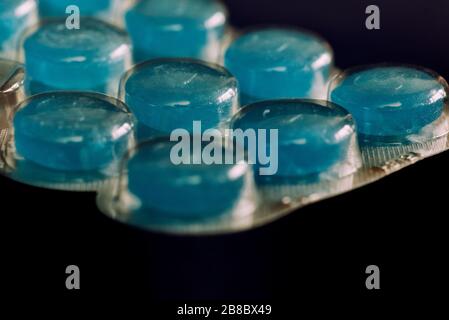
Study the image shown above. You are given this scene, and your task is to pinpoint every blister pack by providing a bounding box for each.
[1,0,448,235]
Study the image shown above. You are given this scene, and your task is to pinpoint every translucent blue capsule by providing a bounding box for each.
[122,139,253,221]
[13,92,134,171]
[125,0,227,63]
[225,28,333,106]
[231,99,360,180]
[23,18,131,95]
[120,58,238,139]
[0,0,38,60]
[329,64,449,143]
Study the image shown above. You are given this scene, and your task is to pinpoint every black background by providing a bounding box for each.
[2,0,448,313]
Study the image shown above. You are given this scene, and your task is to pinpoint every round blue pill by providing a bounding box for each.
[38,0,115,18]
[23,18,131,95]
[125,0,227,63]
[13,92,134,171]
[125,139,250,219]
[231,100,358,179]
[121,58,238,137]
[329,65,448,138]
[0,0,38,60]
[225,28,333,106]
[128,141,250,217]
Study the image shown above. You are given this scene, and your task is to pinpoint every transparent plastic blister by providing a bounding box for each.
[96,99,361,234]
[329,64,449,166]
[119,58,239,141]
[97,86,449,234]
[125,0,228,64]
[1,8,449,235]
[97,138,258,234]
[230,99,362,202]
[17,18,132,97]
[1,90,135,191]
[224,26,335,105]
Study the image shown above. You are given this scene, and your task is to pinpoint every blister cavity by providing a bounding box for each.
[97,137,258,234]
[1,91,135,191]
[329,64,449,166]
[125,0,227,63]
[20,18,132,96]
[97,88,449,234]
[225,27,334,105]
[119,58,238,140]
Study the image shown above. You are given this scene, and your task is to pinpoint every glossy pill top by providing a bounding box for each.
[331,66,446,105]
[14,92,133,143]
[122,59,237,105]
[23,19,130,62]
[130,0,226,24]
[225,28,332,70]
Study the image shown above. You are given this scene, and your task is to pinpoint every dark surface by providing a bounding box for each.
[2,0,448,311]
[3,151,448,299]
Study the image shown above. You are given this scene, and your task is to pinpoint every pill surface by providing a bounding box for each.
[329,65,448,140]
[231,99,359,179]
[13,92,134,171]
[225,28,333,106]
[125,139,251,220]
[125,0,227,63]
[23,18,131,95]
[121,58,238,138]
[0,0,38,60]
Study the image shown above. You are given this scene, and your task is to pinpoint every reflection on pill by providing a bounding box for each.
[231,99,361,182]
